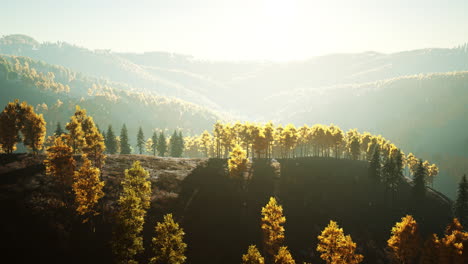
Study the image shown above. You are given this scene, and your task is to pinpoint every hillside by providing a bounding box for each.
[0,154,453,264]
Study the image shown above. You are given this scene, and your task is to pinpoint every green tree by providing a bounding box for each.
[368,145,381,184]
[242,245,265,264]
[105,125,118,154]
[169,130,179,157]
[54,122,64,136]
[151,131,158,156]
[137,127,145,154]
[177,131,184,157]
[413,160,427,198]
[454,175,468,227]
[157,132,167,157]
[120,124,131,154]
[112,161,151,264]
[149,214,187,264]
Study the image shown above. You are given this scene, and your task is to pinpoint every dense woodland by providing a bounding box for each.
[1,100,468,263]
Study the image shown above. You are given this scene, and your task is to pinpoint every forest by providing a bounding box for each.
[0,100,467,263]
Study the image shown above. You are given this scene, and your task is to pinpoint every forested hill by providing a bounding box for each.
[0,54,222,141]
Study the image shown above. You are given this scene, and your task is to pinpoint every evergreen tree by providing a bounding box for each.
[454,175,468,227]
[157,132,167,157]
[72,154,104,223]
[169,130,178,157]
[387,215,421,264]
[137,127,145,154]
[151,131,158,156]
[242,245,264,264]
[261,197,286,261]
[55,122,64,136]
[177,131,184,157]
[112,161,151,264]
[368,145,381,184]
[120,124,131,154]
[105,125,118,154]
[413,160,427,198]
[317,220,364,264]
[149,214,187,264]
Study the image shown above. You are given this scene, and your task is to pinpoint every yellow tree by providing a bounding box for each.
[242,245,265,264]
[427,163,439,187]
[297,125,310,158]
[81,115,106,169]
[0,100,21,153]
[72,154,105,222]
[274,246,295,264]
[330,124,344,159]
[439,218,468,264]
[228,144,248,179]
[66,105,86,153]
[44,135,76,203]
[405,153,419,177]
[263,122,275,158]
[199,130,212,157]
[149,214,187,264]
[317,220,363,264]
[261,197,286,260]
[387,215,421,264]
[419,234,440,264]
[280,124,297,158]
[20,102,46,154]
[213,121,224,158]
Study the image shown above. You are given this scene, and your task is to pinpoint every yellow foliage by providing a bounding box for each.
[150,214,187,264]
[261,197,286,259]
[228,144,248,179]
[387,215,421,264]
[274,246,295,264]
[242,245,265,264]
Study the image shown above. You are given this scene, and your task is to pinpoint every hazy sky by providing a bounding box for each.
[2,0,468,61]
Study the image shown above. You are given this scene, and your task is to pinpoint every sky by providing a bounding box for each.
[2,0,468,61]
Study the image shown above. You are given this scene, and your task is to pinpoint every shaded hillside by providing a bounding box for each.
[0,154,453,264]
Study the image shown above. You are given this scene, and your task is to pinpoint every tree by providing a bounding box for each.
[419,234,440,264]
[228,144,248,179]
[137,127,145,154]
[149,213,187,264]
[387,215,421,264]
[120,124,131,154]
[0,100,21,153]
[317,220,364,264]
[65,105,86,153]
[112,161,151,264]
[105,125,118,154]
[177,131,184,157]
[55,122,64,136]
[439,218,468,264]
[81,115,106,169]
[368,145,381,184]
[274,247,295,264]
[157,132,167,157]
[242,245,265,264]
[20,103,46,153]
[199,130,211,157]
[261,197,286,260]
[454,175,468,227]
[413,160,427,198]
[44,135,76,204]
[169,130,179,157]
[151,131,158,156]
[72,154,105,223]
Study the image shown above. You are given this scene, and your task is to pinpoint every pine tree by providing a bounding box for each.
[151,131,158,156]
[274,247,295,264]
[137,127,145,154]
[317,220,363,264]
[368,145,381,184]
[105,125,118,154]
[228,144,248,179]
[0,100,21,153]
[454,175,468,227]
[149,214,187,264]
[72,154,104,223]
[157,132,167,157]
[413,160,427,198]
[387,215,421,264]
[242,245,265,264]
[169,130,178,157]
[112,161,151,264]
[261,197,286,260]
[120,124,131,154]
[177,131,184,157]
[55,122,64,136]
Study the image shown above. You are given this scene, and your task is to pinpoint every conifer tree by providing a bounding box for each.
[454,175,468,227]
[387,215,421,264]
[72,154,104,222]
[0,100,21,153]
[261,197,286,260]
[242,245,265,264]
[177,131,184,157]
[349,136,361,160]
[120,124,131,154]
[55,122,64,136]
[368,145,381,184]
[274,247,295,264]
[105,125,118,154]
[112,161,151,264]
[149,214,187,264]
[137,127,145,154]
[151,131,158,156]
[157,132,167,157]
[317,220,363,264]
[169,130,179,157]
[413,160,427,198]
[228,144,248,179]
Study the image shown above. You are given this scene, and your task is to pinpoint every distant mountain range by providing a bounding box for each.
[1,34,468,197]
